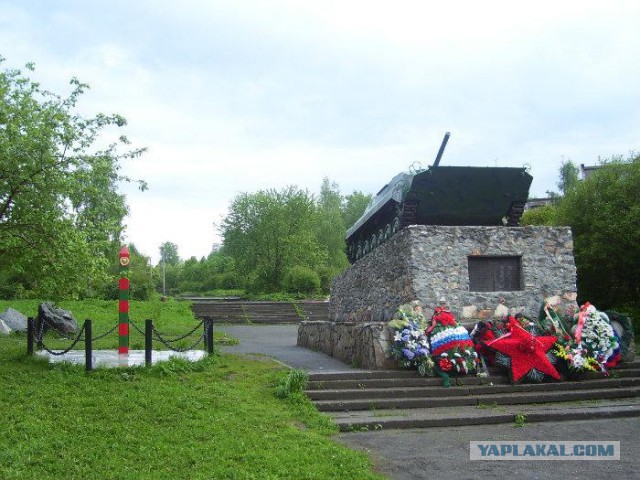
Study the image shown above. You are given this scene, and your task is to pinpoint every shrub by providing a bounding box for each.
[520,204,558,226]
[219,272,244,290]
[283,266,320,294]
[274,369,309,400]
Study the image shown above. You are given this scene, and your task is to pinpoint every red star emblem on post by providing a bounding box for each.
[487,321,560,383]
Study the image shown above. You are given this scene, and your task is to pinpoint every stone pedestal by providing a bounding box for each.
[298,225,578,368]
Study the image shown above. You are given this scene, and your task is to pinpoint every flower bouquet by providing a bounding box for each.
[555,302,621,375]
[470,320,507,366]
[388,303,435,376]
[426,307,479,386]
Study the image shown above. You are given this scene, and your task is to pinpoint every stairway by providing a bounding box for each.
[191,300,329,324]
[306,360,640,431]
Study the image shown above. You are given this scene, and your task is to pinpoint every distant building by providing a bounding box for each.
[580,164,601,180]
[524,197,553,211]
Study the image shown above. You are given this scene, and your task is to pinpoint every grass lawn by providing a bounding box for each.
[0,300,382,480]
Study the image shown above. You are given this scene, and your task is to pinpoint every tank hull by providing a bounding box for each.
[346,165,533,263]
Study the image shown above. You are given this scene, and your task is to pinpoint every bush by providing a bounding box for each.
[274,369,309,401]
[219,272,244,290]
[520,204,558,226]
[315,265,344,294]
[177,280,206,295]
[283,266,321,294]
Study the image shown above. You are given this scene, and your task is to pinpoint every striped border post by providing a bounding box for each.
[118,245,130,354]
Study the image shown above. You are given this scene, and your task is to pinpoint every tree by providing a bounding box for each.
[156,242,181,295]
[341,191,372,230]
[315,178,349,274]
[202,250,240,290]
[556,153,640,310]
[100,243,158,300]
[159,242,180,266]
[179,256,206,293]
[0,57,146,299]
[557,159,580,196]
[221,186,323,292]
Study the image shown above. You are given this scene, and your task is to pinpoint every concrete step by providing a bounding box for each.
[307,357,640,429]
[330,397,640,431]
[309,367,510,381]
[307,375,511,390]
[307,377,640,401]
[307,367,640,390]
[313,386,640,412]
[191,300,329,324]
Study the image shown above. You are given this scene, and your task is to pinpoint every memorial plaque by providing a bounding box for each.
[468,256,522,292]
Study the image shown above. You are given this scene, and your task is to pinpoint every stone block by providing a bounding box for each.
[462,305,478,319]
[0,307,28,332]
[297,321,392,369]
[493,304,509,318]
[312,226,579,368]
[0,319,10,335]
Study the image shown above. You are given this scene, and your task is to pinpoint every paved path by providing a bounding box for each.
[337,418,640,480]
[216,324,356,373]
[217,324,640,479]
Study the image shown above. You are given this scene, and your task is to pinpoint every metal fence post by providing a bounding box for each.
[27,317,34,355]
[145,319,153,367]
[36,317,44,349]
[85,319,93,372]
[206,318,214,354]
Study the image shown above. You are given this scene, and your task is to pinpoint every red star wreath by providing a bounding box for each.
[487,318,560,383]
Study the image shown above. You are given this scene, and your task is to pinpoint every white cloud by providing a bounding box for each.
[2,0,639,263]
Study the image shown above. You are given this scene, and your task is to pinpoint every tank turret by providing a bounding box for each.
[345,133,533,263]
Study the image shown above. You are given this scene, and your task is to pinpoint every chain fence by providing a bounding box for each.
[30,317,213,365]
[35,320,87,356]
[151,321,206,352]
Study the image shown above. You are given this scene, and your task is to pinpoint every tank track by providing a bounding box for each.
[505,201,526,226]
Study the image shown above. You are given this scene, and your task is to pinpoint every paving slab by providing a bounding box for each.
[36,349,206,367]
[329,397,640,431]
[337,417,640,480]
[216,324,356,373]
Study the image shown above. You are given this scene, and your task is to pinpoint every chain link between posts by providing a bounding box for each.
[36,322,87,356]
[151,321,205,352]
[34,318,209,356]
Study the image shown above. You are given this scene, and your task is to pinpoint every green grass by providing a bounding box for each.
[0,299,381,480]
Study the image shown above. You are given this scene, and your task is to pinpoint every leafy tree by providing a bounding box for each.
[341,191,371,230]
[159,242,180,266]
[100,244,158,300]
[178,256,206,293]
[556,153,640,310]
[557,159,580,196]
[202,251,240,290]
[315,178,349,273]
[0,57,146,299]
[221,186,323,292]
[283,265,321,294]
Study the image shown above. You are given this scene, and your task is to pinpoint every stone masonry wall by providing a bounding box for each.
[298,225,578,368]
[329,225,577,324]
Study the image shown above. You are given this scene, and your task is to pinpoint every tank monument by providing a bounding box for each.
[298,133,579,368]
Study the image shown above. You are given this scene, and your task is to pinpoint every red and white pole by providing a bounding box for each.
[118,246,130,354]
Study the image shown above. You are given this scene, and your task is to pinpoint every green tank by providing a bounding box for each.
[346,133,533,263]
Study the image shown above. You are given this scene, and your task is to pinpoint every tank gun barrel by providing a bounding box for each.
[432,131,450,167]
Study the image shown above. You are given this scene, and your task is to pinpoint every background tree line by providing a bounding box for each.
[521,154,640,323]
[1,57,638,321]
[156,180,371,297]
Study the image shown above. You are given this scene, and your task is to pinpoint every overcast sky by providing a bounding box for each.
[2,0,639,263]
